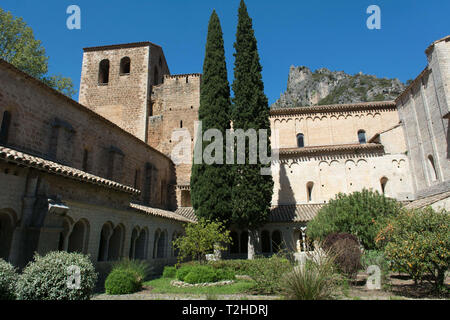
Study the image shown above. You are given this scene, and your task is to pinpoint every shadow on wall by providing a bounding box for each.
[277,162,297,218]
[446,119,450,159]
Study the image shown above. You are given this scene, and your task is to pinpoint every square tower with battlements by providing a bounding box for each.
[78,42,170,142]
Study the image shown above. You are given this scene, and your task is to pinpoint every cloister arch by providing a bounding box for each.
[108,224,125,261]
[97,222,113,261]
[261,230,271,254]
[272,230,282,253]
[0,209,17,261]
[135,228,148,260]
[68,219,89,254]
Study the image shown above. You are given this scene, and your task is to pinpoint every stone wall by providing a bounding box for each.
[396,36,450,198]
[150,73,201,198]
[0,60,175,209]
[271,104,400,149]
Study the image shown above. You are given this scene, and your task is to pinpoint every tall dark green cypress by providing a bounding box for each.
[231,1,274,232]
[190,10,232,225]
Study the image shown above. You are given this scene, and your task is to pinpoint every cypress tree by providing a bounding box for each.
[190,10,232,225]
[231,1,274,233]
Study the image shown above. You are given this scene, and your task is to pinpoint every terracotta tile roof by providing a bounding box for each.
[83,41,161,52]
[130,203,195,223]
[269,204,323,222]
[270,101,396,116]
[279,143,384,157]
[174,204,323,223]
[175,207,197,221]
[0,145,139,195]
[402,190,450,210]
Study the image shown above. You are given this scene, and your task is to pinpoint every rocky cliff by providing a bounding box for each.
[271,66,405,108]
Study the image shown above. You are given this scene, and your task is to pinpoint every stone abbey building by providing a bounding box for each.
[0,36,449,272]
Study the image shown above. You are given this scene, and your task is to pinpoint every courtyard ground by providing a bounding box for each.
[92,273,450,300]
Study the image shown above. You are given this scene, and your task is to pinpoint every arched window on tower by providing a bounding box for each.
[0,111,12,144]
[180,120,183,128]
[427,155,438,182]
[296,133,304,148]
[120,57,131,75]
[358,130,366,144]
[380,177,388,195]
[306,181,314,202]
[98,59,110,84]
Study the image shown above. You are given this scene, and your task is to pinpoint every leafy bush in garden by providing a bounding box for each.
[105,269,141,295]
[281,250,343,300]
[172,219,231,263]
[16,251,97,300]
[176,265,196,282]
[112,259,152,283]
[175,265,235,284]
[246,254,294,294]
[376,207,450,291]
[208,259,253,275]
[162,266,177,279]
[0,259,18,300]
[322,233,359,251]
[329,238,362,279]
[361,250,390,287]
[307,189,401,249]
[183,266,217,284]
[214,268,236,281]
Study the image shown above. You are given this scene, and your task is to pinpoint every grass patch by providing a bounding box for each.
[143,277,255,295]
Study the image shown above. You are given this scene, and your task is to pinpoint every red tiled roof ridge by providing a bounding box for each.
[270,100,396,115]
[279,143,384,155]
[0,145,140,195]
[130,203,195,223]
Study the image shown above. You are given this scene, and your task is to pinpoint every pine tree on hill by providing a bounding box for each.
[190,10,232,226]
[231,0,274,256]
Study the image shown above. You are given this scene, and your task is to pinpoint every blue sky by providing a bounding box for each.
[1,0,449,104]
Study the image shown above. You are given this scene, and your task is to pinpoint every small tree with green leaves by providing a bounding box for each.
[173,219,232,264]
[307,189,402,250]
[0,8,76,97]
[376,207,450,292]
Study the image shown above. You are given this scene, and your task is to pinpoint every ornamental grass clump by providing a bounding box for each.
[281,250,343,300]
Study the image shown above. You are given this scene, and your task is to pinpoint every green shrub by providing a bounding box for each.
[16,251,97,300]
[215,268,236,281]
[162,266,177,279]
[307,189,401,249]
[111,259,152,283]
[246,254,294,294]
[376,207,450,291]
[105,269,141,295]
[281,251,343,300]
[208,259,253,275]
[176,265,195,282]
[0,259,18,300]
[183,266,217,284]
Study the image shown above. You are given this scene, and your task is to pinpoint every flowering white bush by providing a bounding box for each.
[16,251,98,300]
[0,259,18,300]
